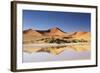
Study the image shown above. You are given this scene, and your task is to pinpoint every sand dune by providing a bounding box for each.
[23,29,42,36]
[70,32,91,40]
[23,27,90,41]
[45,27,67,36]
[23,27,91,55]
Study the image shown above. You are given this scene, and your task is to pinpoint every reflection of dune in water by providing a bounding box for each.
[23,50,91,62]
[23,43,90,55]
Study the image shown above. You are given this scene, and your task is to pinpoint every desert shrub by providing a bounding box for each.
[65,40,71,43]
[40,38,44,41]
[43,37,89,44]
[63,37,72,39]
[30,40,34,43]
[79,39,88,42]
[71,39,79,43]
[48,38,72,44]
[71,39,88,43]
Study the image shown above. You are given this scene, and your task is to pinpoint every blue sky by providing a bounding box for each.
[23,10,91,32]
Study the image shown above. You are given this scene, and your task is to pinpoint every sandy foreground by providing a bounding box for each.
[23,43,90,55]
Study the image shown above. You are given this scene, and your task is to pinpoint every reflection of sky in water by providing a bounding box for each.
[23,49,91,63]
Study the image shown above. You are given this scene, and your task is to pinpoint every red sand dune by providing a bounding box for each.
[23,27,90,41]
